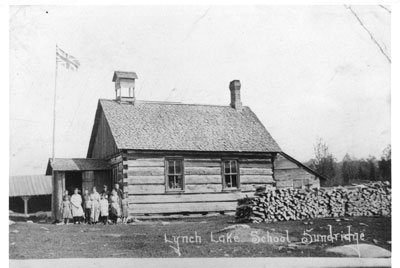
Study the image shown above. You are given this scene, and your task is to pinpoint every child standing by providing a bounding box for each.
[71,188,84,224]
[89,186,100,224]
[99,194,109,225]
[82,189,92,224]
[61,195,72,225]
[109,189,120,224]
[121,193,129,224]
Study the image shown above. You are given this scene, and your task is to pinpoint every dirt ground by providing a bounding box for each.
[9,215,391,259]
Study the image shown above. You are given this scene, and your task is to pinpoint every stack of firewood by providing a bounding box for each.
[236,181,391,223]
[345,182,391,217]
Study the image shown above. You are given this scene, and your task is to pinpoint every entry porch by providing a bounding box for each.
[46,158,112,221]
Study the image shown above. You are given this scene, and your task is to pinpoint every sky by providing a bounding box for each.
[9,5,390,176]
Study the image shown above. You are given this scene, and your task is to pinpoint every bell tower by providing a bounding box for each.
[112,71,138,104]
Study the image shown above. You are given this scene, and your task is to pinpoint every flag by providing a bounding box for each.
[56,46,80,71]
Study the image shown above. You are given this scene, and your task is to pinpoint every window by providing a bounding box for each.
[223,160,239,189]
[166,159,184,191]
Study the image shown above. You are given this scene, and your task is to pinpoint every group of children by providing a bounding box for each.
[60,184,129,225]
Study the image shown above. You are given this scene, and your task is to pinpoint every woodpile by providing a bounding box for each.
[236,181,391,223]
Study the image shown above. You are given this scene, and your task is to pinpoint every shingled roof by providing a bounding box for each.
[88,99,281,154]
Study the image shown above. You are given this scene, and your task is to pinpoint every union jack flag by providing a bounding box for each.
[56,46,80,71]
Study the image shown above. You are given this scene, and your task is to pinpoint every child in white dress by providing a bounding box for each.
[99,194,109,225]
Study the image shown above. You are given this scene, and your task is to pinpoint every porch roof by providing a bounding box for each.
[46,158,112,175]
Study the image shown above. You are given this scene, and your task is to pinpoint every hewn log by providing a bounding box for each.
[240,163,273,169]
[129,192,255,204]
[240,168,273,175]
[127,167,165,176]
[185,175,221,184]
[126,159,164,167]
[239,159,272,164]
[186,184,223,193]
[128,184,165,194]
[239,184,259,192]
[240,175,274,184]
[108,154,123,166]
[127,176,165,185]
[129,201,238,214]
[184,161,221,167]
[184,167,221,175]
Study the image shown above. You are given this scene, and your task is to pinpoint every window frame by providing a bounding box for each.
[221,159,240,191]
[165,157,185,193]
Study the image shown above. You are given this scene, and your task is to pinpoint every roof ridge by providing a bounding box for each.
[99,98,247,108]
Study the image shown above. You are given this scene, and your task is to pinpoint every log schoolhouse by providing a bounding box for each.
[46,71,327,219]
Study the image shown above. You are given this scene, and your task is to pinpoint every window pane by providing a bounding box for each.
[175,161,182,174]
[168,175,175,188]
[231,161,237,173]
[224,161,231,174]
[168,161,175,174]
[176,175,183,188]
[168,175,183,190]
[225,175,232,188]
[231,175,238,188]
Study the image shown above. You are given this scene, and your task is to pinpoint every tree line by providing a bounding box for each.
[306,138,391,187]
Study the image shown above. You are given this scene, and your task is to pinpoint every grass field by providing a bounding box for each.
[9,215,391,259]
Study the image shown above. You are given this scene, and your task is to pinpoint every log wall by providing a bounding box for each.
[124,153,275,215]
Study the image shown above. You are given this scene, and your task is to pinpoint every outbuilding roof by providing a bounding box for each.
[46,158,111,175]
[9,175,52,197]
[88,99,281,155]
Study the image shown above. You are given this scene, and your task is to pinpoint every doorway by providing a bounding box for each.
[65,171,83,195]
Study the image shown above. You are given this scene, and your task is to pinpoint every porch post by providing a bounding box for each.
[52,171,65,221]
[51,171,56,220]
[21,196,31,216]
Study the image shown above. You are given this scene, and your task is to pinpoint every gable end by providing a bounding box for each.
[87,101,119,158]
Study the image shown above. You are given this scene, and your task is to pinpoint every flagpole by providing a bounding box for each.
[52,44,58,161]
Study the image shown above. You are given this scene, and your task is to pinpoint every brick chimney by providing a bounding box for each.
[229,80,242,110]
[112,71,138,104]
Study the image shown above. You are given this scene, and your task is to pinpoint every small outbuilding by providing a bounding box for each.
[274,152,328,189]
[9,175,52,216]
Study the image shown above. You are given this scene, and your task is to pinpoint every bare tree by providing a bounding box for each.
[342,154,358,185]
[314,137,336,180]
[379,145,391,182]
